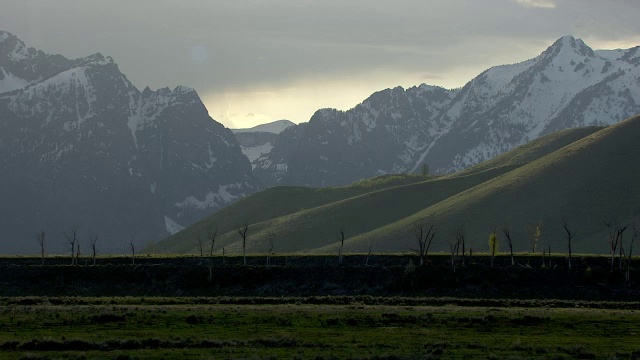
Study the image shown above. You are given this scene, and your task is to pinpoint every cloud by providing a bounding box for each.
[512,0,557,8]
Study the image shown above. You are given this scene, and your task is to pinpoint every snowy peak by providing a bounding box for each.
[255,35,640,187]
[0,30,31,63]
[232,119,295,134]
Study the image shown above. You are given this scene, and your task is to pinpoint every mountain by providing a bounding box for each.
[231,119,295,134]
[231,120,295,170]
[254,36,640,187]
[0,31,258,253]
[152,119,636,255]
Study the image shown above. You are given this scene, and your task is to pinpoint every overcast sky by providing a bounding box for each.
[2,0,639,128]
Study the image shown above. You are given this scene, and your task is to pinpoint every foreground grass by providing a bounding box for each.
[1,298,640,359]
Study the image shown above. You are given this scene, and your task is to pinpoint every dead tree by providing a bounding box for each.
[195,233,204,257]
[455,228,466,266]
[489,225,498,267]
[365,240,374,266]
[36,231,45,265]
[448,239,460,271]
[626,223,638,283]
[237,221,249,266]
[561,217,576,270]
[208,224,218,257]
[90,234,98,266]
[63,225,80,265]
[527,222,542,253]
[129,230,137,265]
[266,232,275,267]
[501,224,515,266]
[412,222,435,266]
[338,227,345,264]
[604,218,629,272]
[76,242,81,264]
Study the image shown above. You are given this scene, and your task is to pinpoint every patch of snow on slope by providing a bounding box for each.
[241,142,273,167]
[0,68,30,93]
[165,216,185,235]
[174,184,243,211]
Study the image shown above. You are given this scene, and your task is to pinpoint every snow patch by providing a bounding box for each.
[240,142,273,164]
[165,216,185,235]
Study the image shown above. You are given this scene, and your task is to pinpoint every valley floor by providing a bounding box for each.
[1,297,640,359]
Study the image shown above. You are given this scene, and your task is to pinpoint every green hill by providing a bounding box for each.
[148,120,636,255]
[338,115,640,255]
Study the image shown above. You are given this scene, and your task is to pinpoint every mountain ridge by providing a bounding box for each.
[0,30,258,253]
[254,35,640,187]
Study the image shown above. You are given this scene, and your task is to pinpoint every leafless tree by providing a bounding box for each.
[338,227,346,264]
[266,231,275,267]
[454,228,466,266]
[501,224,515,266]
[448,238,460,271]
[63,225,80,265]
[489,225,498,267]
[208,224,218,256]
[604,217,629,272]
[561,217,576,270]
[129,230,137,265]
[412,222,435,266]
[237,221,249,266]
[89,234,99,266]
[527,222,542,253]
[365,240,374,266]
[36,231,45,265]
[195,233,204,257]
[626,223,638,283]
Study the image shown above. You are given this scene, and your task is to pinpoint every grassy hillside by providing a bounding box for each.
[149,173,432,253]
[150,121,633,255]
[340,115,640,254]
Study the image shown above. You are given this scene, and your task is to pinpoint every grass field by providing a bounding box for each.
[1,297,640,359]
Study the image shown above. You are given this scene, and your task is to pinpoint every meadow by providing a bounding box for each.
[1,296,640,359]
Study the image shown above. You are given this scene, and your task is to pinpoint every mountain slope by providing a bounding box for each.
[152,124,603,255]
[339,114,640,255]
[255,36,640,187]
[0,31,257,253]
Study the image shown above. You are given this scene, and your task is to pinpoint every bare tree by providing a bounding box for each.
[448,238,460,271]
[129,230,137,265]
[207,224,218,256]
[36,231,46,265]
[501,224,515,266]
[266,231,275,267]
[455,228,466,266]
[527,222,542,253]
[365,240,374,266]
[195,233,204,257]
[237,221,249,266]
[338,227,346,264]
[626,223,638,283]
[90,234,99,266]
[63,225,80,265]
[412,222,435,266]
[604,217,630,272]
[488,225,498,267]
[561,217,576,270]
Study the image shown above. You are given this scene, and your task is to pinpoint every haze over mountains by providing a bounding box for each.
[1,30,640,254]
[0,31,257,253]
[255,36,640,187]
[155,114,640,255]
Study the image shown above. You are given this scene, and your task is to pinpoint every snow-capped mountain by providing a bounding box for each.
[255,36,640,187]
[231,119,295,134]
[0,31,257,253]
[231,120,295,170]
